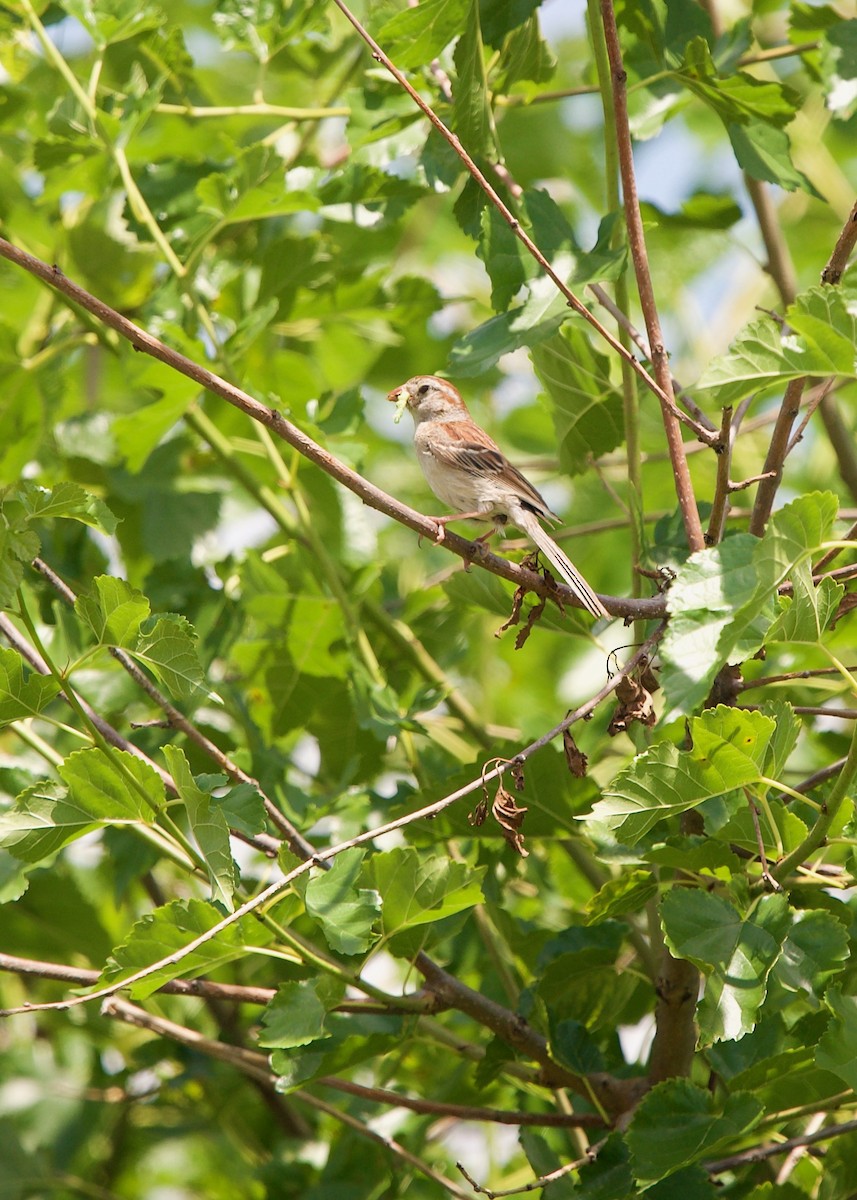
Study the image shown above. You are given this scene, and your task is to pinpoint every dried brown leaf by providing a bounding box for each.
[562,730,588,777]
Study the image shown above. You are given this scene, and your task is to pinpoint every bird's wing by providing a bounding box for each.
[426,422,556,520]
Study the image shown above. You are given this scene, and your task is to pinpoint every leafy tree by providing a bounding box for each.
[1,0,856,1196]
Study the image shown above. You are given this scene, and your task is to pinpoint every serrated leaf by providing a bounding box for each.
[627,1079,763,1184]
[305,848,380,956]
[697,286,857,405]
[661,890,789,1042]
[258,977,346,1048]
[479,207,526,312]
[366,846,484,945]
[100,897,247,999]
[532,327,626,475]
[0,648,60,727]
[776,910,849,997]
[59,746,164,821]
[162,745,236,910]
[661,496,838,713]
[132,614,205,698]
[0,747,163,863]
[15,481,119,535]
[817,988,857,1089]
[585,707,774,845]
[378,0,467,70]
[492,13,556,91]
[75,575,150,648]
[269,1013,404,1092]
[585,869,658,923]
[453,0,494,157]
[0,782,99,862]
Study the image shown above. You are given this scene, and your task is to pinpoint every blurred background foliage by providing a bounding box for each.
[0,0,856,1196]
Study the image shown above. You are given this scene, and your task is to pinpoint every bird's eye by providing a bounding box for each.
[417,383,430,397]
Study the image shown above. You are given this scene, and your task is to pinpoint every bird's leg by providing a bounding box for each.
[423,511,491,545]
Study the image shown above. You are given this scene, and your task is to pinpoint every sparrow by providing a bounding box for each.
[387,375,608,619]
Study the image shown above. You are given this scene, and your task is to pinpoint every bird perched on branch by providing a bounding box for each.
[387,375,608,619]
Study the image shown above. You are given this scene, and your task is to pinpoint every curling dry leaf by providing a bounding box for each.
[563,730,588,778]
[493,782,529,857]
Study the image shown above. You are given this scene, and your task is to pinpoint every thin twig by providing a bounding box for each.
[457,1144,602,1198]
[706,1117,857,1174]
[0,237,659,621]
[599,0,704,552]
[315,1077,603,1128]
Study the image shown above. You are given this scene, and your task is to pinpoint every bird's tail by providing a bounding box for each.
[518,511,609,619]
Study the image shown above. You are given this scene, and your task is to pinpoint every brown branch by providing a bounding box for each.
[737,666,857,692]
[748,377,806,536]
[315,1077,603,1128]
[706,1117,857,1175]
[821,198,857,285]
[0,237,659,622]
[599,0,704,553]
[30,557,314,860]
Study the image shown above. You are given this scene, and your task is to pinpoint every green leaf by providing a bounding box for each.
[697,285,857,405]
[378,0,468,71]
[258,977,346,1049]
[0,747,163,863]
[776,910,849,998]
[492,14,556,91]
[75,575,151,649]
[585,707,775,845]
[269,1013,405,1092]
[0,647,60,727]
[661,495,838,713]
[0,781,101,862]
[661,890,790,1041]
[15,481,119,535]
[162,746,236,911]
[532,326,626,475]
[61,0,164,48]
[677,38,799,127]
[585,869,658,923]
[59,746,164,822]
[100,897,248,999]
[479,207,526,312]
[305,848,381,956]
[627,1079,763,1184]
[132,615,205,699]
[817,988,857,1090]
[728,121,820,195]
[453,0,494,158]
[366,847,484,947]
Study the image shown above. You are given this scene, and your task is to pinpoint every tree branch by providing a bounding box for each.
[599,0,705,553]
